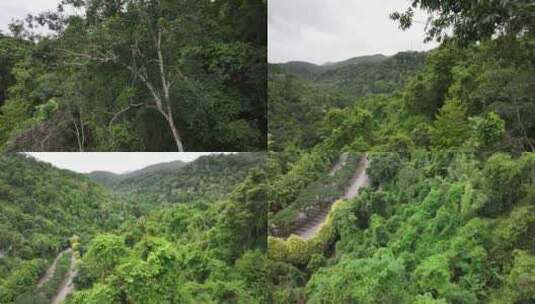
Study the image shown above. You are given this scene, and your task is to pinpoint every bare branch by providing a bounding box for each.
[156,26,170,102]
[108,103,144,130]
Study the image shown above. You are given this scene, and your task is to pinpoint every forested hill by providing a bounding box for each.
[0,0,266,152]
[0,153,125,302]
[314,52,426,96]
[285,37,535,154]
[87,160,187,187]
[270,54,388,77]
[270,52,424,90]
[1,153,268,303]
[268,51,426,150]
[271,1,535,153]
[268,152,535,303]
[67,161,268,303]
[88,153,264,204]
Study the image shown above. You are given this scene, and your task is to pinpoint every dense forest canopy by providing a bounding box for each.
[0,153,267,303]
[88,153,263,211]
[0,153,124,302]
[269,52,426,150]
[0,0,267,152]
[269,1,535,153]
[267,0,535,303]
[68,166,268,303]
[267,152,535,303]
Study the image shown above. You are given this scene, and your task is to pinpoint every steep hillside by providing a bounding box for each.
[1,152,267,303]
[270,61,324,77]
[66,168,268,303]
[315,51,426,97]
[0,154,124,302]
[121,160,187,179]
[86,171,121,187]
[268,152,535,303]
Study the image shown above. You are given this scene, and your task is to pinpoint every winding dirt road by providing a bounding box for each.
[329,152,348,176]
[51,253,77,304]
[36,248,77,304]
[37,249,71,288]
[294,155,369,240]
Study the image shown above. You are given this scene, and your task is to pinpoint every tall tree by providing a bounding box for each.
[61,0,211,151]
[391,0,535,45]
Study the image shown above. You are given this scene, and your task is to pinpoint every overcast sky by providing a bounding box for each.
[0,0,60,33]
[269,0,439,64]
[26,153,222,174]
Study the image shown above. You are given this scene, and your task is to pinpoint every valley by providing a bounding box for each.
[0,153,267,303]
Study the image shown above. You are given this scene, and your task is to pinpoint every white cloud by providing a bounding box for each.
[25,153,229,174]
[0,0,60,33]
[268,0,439,64]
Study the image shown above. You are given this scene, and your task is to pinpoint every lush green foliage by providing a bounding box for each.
[269,153,362,236]
[271,8,535,153]
[268,148,333,213]
[1,153,267,303]
[0,0,266,151]
[268,52,426,150]
[266,1,535,303]
[0,34,29,109]
[67,167,267,303]
[88,153,263,211]
[391,0,535,45]
[268,152,535,303]
[276,36,535,153]
[0,154,124,303]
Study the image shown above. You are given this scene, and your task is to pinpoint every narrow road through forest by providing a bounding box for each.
[51,251,77,304]
[37,248,77,304]
[294,155,369,240]
[37,249,71,288]
[328,152,348,176]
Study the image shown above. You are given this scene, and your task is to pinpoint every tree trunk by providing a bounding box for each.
[165,109,184,152]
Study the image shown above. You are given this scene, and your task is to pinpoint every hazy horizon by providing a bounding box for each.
[0,0,83,35]
[1,0,61,33]
[268,51,428,65]
[269,0,438,65]
[26,153,226,174]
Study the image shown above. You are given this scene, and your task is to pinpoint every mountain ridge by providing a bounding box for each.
[271,53,387,67]
[87,153,263,205]
[270,53,398,77]
[86,159,188,186]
